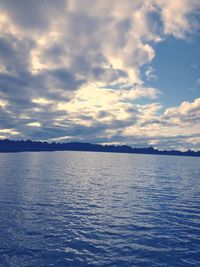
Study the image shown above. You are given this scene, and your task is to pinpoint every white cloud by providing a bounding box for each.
[145,66,157,80]
[164,98,200,118]
[0,128,19,135]
[156,0,200,38]
[27,122,41,127]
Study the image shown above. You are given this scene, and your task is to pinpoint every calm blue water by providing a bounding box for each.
[0,151,199,267]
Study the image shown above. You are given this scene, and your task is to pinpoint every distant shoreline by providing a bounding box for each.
[0,139,200,157]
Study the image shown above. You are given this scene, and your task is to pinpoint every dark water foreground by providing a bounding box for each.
[0,151,199,267]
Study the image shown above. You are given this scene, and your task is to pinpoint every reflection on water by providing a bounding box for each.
[0,151,199,266]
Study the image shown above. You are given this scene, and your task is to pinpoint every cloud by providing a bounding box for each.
[164,98,200,123]
[145,66,157,80]
[0,0,67,31]
[155,0,200,39]
[123,98,200,151]
[0,1,200,150]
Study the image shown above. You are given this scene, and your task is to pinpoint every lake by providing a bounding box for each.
[0,151,199,266]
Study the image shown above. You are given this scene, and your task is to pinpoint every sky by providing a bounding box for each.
[0,0,200,151]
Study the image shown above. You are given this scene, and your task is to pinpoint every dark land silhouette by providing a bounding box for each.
[0,139,200,157]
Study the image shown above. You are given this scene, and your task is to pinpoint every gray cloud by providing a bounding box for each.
[0,33,34,72]
[0,0,67,31]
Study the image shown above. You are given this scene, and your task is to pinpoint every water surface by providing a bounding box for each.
[0,151,199,266]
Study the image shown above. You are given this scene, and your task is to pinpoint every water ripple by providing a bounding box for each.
[0,151,199,266]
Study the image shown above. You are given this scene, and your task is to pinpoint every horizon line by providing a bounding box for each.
[0,139,200,157]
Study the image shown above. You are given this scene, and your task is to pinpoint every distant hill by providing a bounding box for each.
[0,139,200,157]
